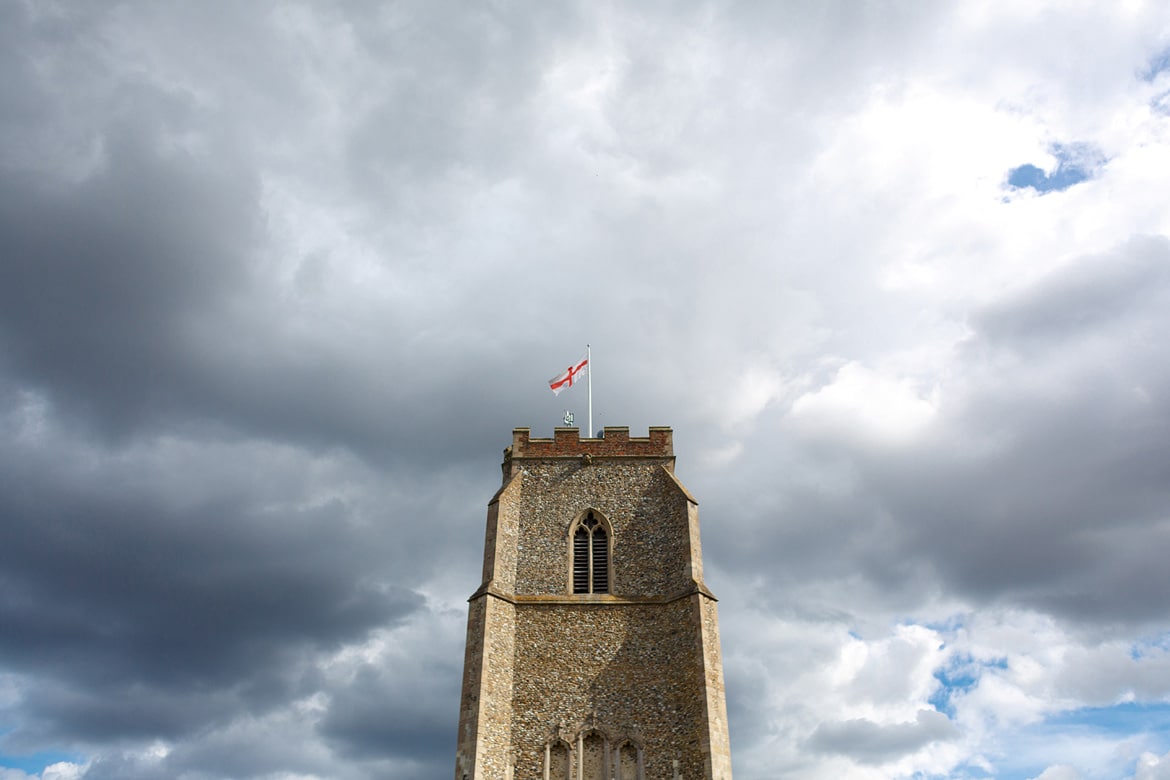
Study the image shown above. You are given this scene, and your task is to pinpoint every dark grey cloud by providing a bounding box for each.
[974,236,1170,349]
[0,78,547,473]
[342,3,577,199]
[320,657,460,765]
[884,238,1170,622]
[0,130,259,438]
[0,439,423,744]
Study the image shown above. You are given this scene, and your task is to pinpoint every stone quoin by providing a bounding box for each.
[454,427,733,780]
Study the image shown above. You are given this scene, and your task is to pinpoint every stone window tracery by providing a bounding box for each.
[542,723,644,780]
[570,510,610,594]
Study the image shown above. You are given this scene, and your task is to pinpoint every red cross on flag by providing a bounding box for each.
[549,353,589,395]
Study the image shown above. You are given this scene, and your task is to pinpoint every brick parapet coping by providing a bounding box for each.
[507,426,674,460]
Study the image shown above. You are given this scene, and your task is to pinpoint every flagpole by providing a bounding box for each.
[587,343,593,437]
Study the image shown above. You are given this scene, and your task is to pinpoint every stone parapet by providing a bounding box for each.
[508,426,673,460]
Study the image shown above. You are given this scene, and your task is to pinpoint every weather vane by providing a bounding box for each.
[563,410,574,426]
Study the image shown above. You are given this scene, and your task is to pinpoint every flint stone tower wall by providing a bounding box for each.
[454,427,732,780]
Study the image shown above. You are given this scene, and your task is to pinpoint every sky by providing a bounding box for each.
[1,1,1169,778]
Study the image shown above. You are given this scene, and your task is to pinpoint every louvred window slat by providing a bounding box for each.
[572,512,610,594]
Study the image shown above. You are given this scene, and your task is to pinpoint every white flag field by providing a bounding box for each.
[548,354,588,396]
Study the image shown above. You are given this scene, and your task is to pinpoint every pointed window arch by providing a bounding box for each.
[544,738,570,780]
[570,510,611,594]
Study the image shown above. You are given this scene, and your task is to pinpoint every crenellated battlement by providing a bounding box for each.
[507,426,673,460]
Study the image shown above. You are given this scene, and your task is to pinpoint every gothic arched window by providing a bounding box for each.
[572,511,609,594]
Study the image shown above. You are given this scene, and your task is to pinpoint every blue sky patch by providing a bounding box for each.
[1130,631,1170,659]
[0,749,83,774]
[978,703,1170,780]
[1152,90,1170,116]
[1007,142,1106,194]
[1142,48,1170,81]
[920,614,966,634]
[1043,701,1170,736]
[930,654,1007,716]
[930,662,977,716]
[945,763,996,780]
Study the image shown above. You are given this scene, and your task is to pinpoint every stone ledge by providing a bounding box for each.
[469,581,717,606]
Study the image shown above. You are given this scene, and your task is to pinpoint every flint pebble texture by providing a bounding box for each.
[455,428,732,780]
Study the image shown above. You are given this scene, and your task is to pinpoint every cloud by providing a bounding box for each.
[719,236,1170,627]
[878,238,1170,623]
[806,709,957,764]
[2,2,1170,779]
[973,235,1170,349]
[1132,750,1170,780]
[790,362,938,446]
[1141,48,1170,82]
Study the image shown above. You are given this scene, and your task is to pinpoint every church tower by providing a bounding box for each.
[454,427,733,780]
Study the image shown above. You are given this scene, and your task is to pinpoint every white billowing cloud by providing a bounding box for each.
[724,601,1170,780]
[41,764,85,780]
[723,365,789,432]
[1055,640,1170,704]
[790,362,938,446]
[920,612,1170,778]
[954,611,1104,731]
[1133,750,1170,780]
[825,624,948,718]
[0,769,83,780]
[725,605,963,779]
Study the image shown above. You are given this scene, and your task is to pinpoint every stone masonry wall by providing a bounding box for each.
[510,598,712,780]
[455,595,517,780]
[454,596,485,780]
[511,458,695,598]
[485,474,523,594]
[696,596,733,780]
